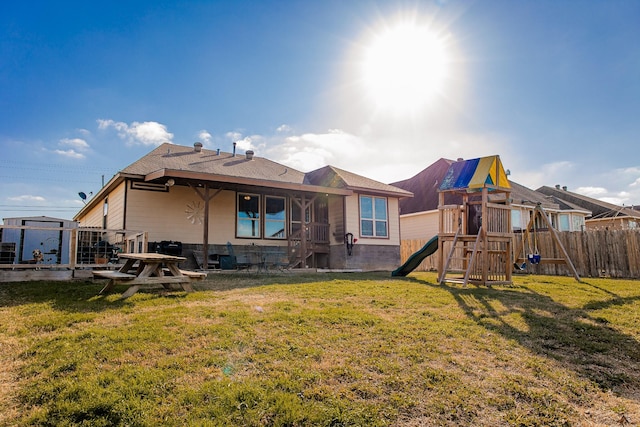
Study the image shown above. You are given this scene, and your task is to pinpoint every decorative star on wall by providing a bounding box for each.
[185,201,204,225]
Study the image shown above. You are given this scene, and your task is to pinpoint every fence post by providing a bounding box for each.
[69,228,77,269]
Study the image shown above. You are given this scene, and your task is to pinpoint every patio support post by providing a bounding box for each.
[291,194,317,268]
[203,185,210,270]
[190,184,223,270]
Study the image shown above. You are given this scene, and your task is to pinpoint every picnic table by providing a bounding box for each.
[92,253,207,299]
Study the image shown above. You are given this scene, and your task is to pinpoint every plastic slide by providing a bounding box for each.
[391,235,439,277]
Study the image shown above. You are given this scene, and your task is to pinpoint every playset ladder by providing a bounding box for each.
[439,227,483,286]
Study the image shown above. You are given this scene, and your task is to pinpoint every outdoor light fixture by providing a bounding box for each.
[165,179,175,187]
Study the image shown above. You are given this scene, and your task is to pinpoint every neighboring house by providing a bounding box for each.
[73,143,412,271]
[509,182,590,232]
[391,158,591,241]
[390,158,454,240]
[537,185,640,230]
[1,216,77,265]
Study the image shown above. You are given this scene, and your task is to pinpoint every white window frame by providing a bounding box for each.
[359,195,388,238]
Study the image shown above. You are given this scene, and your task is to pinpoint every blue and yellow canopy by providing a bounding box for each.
[439,155,510,191]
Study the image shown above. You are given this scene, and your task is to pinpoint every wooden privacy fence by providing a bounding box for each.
[401,229,640,279]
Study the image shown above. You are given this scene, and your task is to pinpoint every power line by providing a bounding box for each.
[0,175,107,184]
[1,208,78,212]
[0,164,110,174]
[0,205,79,209]
[0,161,116,173]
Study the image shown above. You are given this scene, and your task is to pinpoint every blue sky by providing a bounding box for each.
[1,0,639,221]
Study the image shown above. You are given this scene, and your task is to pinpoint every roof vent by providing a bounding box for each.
[194,142,203,152]
[233,142,237,157]
[562,186,567,191]
[555,184,561,189]
[246,150,254,160]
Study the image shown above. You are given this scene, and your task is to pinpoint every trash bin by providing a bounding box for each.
[219,255,236,270]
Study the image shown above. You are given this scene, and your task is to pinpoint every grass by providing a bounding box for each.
[0,272,639,426]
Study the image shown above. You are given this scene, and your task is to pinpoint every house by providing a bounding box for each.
[391,158,458,241]
[73,143,412,271]
[390,158,591,242]
[537,185,640,230]
[509,182,590,232]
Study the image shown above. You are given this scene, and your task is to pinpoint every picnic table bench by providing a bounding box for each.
[92,253,206,299]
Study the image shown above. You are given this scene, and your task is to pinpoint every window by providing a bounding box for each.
[360,195,388,237]
[265,196,286,239]
[558,214,570,231]
[237,194,260,238]
[102,198,108,229]
[511,209,522,232]
[573,215,585,231]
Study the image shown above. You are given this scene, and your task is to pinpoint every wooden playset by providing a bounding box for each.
[437,156,513,286]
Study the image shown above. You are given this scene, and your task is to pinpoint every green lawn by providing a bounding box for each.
[1,272,638,426]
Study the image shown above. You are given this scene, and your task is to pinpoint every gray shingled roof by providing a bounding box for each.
[391,158,454,214]
[306,165,412,197]
[121,143,307,184]
[391,158,590,215]
[537,185,640,219]
[119,143,410,196]
[508,181,559,209]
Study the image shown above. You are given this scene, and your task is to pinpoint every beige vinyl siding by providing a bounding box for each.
[344,194,360,241]
[399,210,439,241]
[106,183,126,229]
[78,199,107,227]
[125,184,237,243]
[387,197,400,245]
[123,184,290,246]
[345,193,400,245]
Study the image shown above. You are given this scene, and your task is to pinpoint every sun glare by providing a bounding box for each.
[361,23,450,114]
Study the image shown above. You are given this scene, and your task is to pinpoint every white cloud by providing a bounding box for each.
[234,136,254,151]
[223,131,267,153]
[97,119,173,146]
[198,130,212,144]
[60,137,89,150]
[54,149,85,159]
[575,186,607,197]
[600,197,624,205]
[265,129,367,173]
[225,131,242,141]
[97,118,123,131]
[276,124,292,133]
[573,167,640,206]
[8,195,46,202]
[510,160,575,190]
